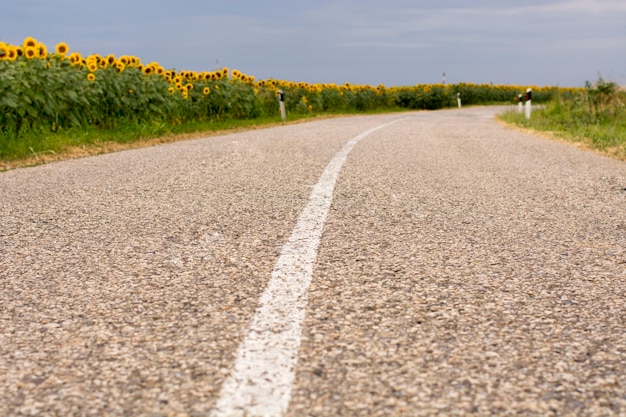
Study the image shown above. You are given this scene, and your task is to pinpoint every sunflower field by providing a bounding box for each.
[1,37,581,156]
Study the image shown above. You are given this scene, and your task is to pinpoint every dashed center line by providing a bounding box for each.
[210,119,405,417]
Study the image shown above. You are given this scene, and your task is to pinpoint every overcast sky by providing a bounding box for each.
[1,0,625,87]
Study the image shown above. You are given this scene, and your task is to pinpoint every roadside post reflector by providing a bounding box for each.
[278,90,286,121]
[525,88,532,119]
[518,94,523,114]
[457,92,461,108]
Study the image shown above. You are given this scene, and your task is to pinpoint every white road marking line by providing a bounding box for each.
[210,119,405,417]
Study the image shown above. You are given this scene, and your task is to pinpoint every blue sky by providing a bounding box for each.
[1,0,625,87]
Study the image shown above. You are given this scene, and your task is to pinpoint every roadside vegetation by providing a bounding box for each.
[498,78,626,161]
[0,37,598,169]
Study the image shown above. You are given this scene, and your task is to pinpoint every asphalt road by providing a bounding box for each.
[1,107,625,416]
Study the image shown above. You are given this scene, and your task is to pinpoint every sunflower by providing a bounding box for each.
[15,47,24,57]
[221,67,229,77]
[87,73,96,82]
[106,54,116,65]
[36,43,48,58]
[0,43,7,59]
[168,87,175,94]
[6,46,18,61]
[88,62,98,72]
[23,37,37,48]
[25,46,37,59]
[203,87,210,95]
[143,66,153,75]
[69,52,82,64]
[115,62,125,72]
[90,54,103,63]
[185,83,193,91]
[182,90,188,99]
[55,42,69,55]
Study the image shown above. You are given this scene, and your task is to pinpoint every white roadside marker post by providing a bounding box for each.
[457,92,461,108]
[278,90,286,121]
[525,88,532,120]
[518,94,523,114]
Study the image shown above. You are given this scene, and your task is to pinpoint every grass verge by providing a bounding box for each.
[497,107,626,162]
[0,112,375,171]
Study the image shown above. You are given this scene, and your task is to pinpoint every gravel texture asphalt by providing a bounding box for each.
[1,107,625,416]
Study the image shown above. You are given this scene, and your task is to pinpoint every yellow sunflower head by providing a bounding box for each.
[185,83,193,91]
[203,86,210,95]
[25,46,37,59]
[6,46,18,61]
[23,37,38,48]
[0,43,7,59]
[36,43,48,58]
[69,52,82,63]
[89,54,103,64]
[55,42,69,55]
[116,62,125,72]
[143,66,153,75]
[88,62,98,72]
[15,47,24,57]
[87,73,96,82]
[106,54,116,65]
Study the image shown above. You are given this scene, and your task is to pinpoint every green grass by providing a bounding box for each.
[498,81,626,161]
[0,110,411,170]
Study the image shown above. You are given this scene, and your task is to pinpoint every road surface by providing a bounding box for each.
[1,107,625,416]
